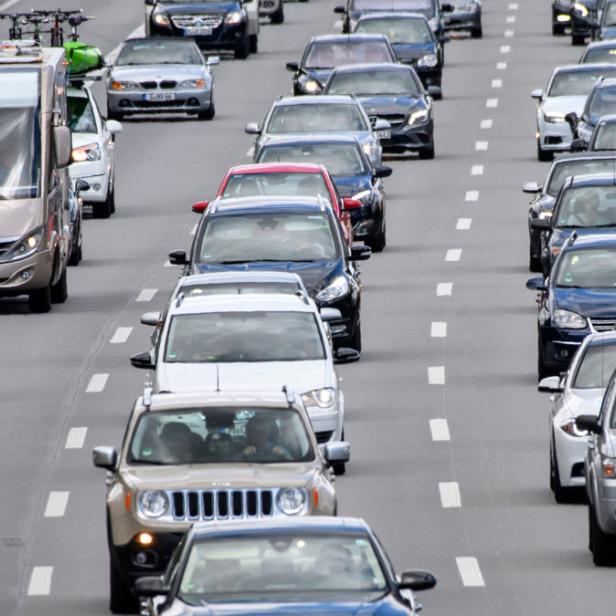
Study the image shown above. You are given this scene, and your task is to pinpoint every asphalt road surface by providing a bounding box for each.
[1,0,611,615]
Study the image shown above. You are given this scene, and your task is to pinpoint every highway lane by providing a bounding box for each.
[1,0,615,615]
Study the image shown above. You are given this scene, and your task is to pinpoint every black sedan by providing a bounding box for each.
[322,63,436,157]
[552,0,574,35]
[136,517,437,616]
[442,0,482,38]
[571,0,600,45]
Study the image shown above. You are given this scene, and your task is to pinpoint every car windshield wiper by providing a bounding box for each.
[129,459,169,465]
[592,223,616,227]
[217,258,288,264]
[556,284,585,288]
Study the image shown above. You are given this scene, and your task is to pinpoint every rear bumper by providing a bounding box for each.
[381,119,433,152]
[108,89,213,115]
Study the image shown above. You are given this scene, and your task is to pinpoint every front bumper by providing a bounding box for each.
[108,88,213,115]
[151,22,247,52]
[539,325,587,372]
[305,399,343,443]
[0,248,53,296]
[571,14,595,36]
[381,119,433,153]
[552,422,587,488]
[538,116,573,151]
[443,12,480,31]
[314,293,360,350]
[71,170,110,203]
[593,479,616,534]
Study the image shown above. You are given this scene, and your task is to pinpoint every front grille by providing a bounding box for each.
[170,489,275,520]
[160,80,177,89]
[140,81,157,90]
[315,430,334,444]
[136,99,188,108]
[171,14,223,29]
[590,318,616,332]
[379,113,406,128]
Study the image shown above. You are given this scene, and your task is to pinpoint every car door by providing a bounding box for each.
[89,89,114,182]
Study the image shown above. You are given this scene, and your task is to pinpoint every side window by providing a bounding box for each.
[599,377,616,426]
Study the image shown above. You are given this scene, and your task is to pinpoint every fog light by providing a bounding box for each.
[136,532,154,546]
[557,14,571,22]
[119,100,130,108]
[93,184,101,192]
[135,552,148,565]
[20,269,33,280]
[188,98,199,106]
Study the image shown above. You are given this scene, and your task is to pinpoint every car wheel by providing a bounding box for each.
[552,22,566,35]
[50,267,68,304]
[471,25,483,38]
[68,243,82,266]
[572,33,586,45]
[93,187,114,219]
[419,140,435,159]
[235,35,250,59]
[537,139,553,162]
[198,101,216,120]
[109,557,139,614]
[349,319,362,353]
[529,233,542,272]
[537,336,551,381]
[28,283,52,313]
[249,34,258,54]
[270,3,284,23]
[550,438,572,503]
[589,503,616,566]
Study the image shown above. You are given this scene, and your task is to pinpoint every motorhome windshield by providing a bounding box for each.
[0,69,41,200]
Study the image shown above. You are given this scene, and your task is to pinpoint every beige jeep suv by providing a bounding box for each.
[92,388,350,614]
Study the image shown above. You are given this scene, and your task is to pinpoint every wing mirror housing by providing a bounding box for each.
[134,576,168,598]
[399,571,437,591]
[427,85,442,98]
[130,352,155,370]
[92,446,118,471]
[522,181,542,194]
[570,138,587,152]
[374,166,393,179]
[192,200,209,214]
[320,307,343,322]
[531,88,544,100]
[334,347,361,364]
[74,178,90,196]
[105,119,123,135]
[322,441,351,464]
[168,250,188,265]
[576,415,600,434]
[286,61,299,72]
[350,243,372,261]
[440,2,454,12]
[342,197,362,210]
[565,112,578,130]
[333,5,346,13]
[245,121,261,134]
[54,125,72,168]
[140,311,161,327]
[530,218,551,230]
[526,276,547,291]
[537,376,563,393]
[207,55,220,66]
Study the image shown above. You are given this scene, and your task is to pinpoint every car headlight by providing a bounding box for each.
[552,308,587,329]
[303,78,322,94]
[139,490,169,518]
[179,79,207,89]
[225,10,245,24]
[543,112,566,123]
[71,143,101,163]
[0,226,46,262]
[316,275,350,303]
[539,210,553,220]
[276,488,307,515]
[574,2,589,16]
[302,387,336,408]
[408,109,429,126]
[152,12,171,26]
[602,456,616,478]
[418,54,438,68]
[560,419,588,437]
[362,142,377,158]
[110,80,138,91]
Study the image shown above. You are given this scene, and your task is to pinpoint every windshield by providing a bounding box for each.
[589,86,616,120]
[0,70,41,200]
[117,40,202,65]
[327,69,419,96]
[179,534,388,601]
[354,0,435,18]
[603,3,616,25]
[573,344,616,388]
[303,41,393,69]
[165,311,326,363]
[592,123,616,149]
[355,17,434,43]
[128,407,314,464]
[548,70,612,97]
[556,247,616,288]
[547,159,615,196]
[555,186,616,227]
[68,95,97,134]
[222,172,329,199]
[198,211,338,262]
[583,47,616,64]
[259,143,367,176]
[267,104,368,133]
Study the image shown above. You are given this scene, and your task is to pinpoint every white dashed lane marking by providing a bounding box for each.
[475,141,489,151]
[506,15,516,23]
[44,492,69,518]
[497,62,507,70]
[445,249,462,262]
[491,80,502,89]
[27,567,53,596]
[505,29,514,37]
[436,282,453,297]
[439,482,462,508]
[136,288,158,303]
[110,327,133,344]
[465,190,479,202]
[456,557,486,587]
[246,146,255,157]
[480,119,493,129]
[429,418,451,441]
[456,218,472,231]
[86,374,109,393]
[486,97,498,107]
[508,2,518,9]
[500,45,511,54]
[471,165,484,176]
[428,366,446,385]
[431,322,447,338]
[65,427,87,449]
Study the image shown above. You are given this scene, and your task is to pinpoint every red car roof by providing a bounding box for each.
[226,162,327,175]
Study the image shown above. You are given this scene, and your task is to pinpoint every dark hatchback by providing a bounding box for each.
[523,151,616,271]
[353,12,444,92]
[571,0,600,45]
[169,196,371,351]
[147,0,252,58]
[255,135,392,251]
[441,0,482,38]
[552,0,575,35]
[323,63,435,157]
[569,77,616,147]
[136,517,437,616]
[527,233,616,378]
[286,34,396,95]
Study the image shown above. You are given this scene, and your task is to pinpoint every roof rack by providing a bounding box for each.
[282,385,295,406]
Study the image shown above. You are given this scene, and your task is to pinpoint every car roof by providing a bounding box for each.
[175,271,305,288]
[309,33,391,43]
[584,40,616,50]
[596,114,616,125]
[259,134,362,148]
[564,233,616,250]
[553,62,616,74]
[554,151,616,162]
[207,195,331,215]
[356,11,429,20]
[227,162,326,175]
[587,331,616,346]
[331,62,412,74]
[566,172,616,187]
[274,95,357,106]
[67,86,89,99]
[122,36,196,45]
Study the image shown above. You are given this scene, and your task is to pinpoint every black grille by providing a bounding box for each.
[590,318,616,332]
[160,80,177,89]
[140,81,157,90]
[170,489,276,520]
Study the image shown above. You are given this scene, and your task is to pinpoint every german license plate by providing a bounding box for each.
[185,26,212,36]
[377,129,391,140]
[143,93,176,102]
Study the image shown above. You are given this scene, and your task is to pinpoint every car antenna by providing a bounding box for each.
[143,375,153,412]
[282,385,295,407]
[216,365,221,393]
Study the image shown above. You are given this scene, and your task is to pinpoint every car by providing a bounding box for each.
[285,34,397,96]
[68,85,122,219]
[538,332,616,502]
[587,112,616,148]
[255,136,391,250]
[568,77,616,147]
[135,517,437,616]
[576,373,616,565]
[145,0,259,57]
[523,152,616,271]
[532,173,616,274]
[442,0,482,38]
[553,0,574,34]
[67,184,85,266]
[93,389,350,613]
[580,38,616,62]
[526,233,616,378]
[322,63,436,157]
[596,0,616,39]
[353,13,444,92]
[246,95,389,168]
[167,196,370,351]
[259,0,284,23]
[107,37,218,121]
[571,0,601,45]
[130,285,353,444]
[531,63,616,161]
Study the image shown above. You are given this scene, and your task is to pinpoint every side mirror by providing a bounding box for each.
[320,307,343,322]
[440,2,454,12]
[134,576,168,598]
[140,311,161,327]
[92,446,118,471]
[531,89,544,100]
[54,125,72,168]
[427,85,442,99]
[207,55,220,66]
[374,166,393,179]
[245,122,261,135]
[530,218,551,230]
[323,441,351,464]
[522,181,542,194]
[399,571,437,592]
[565,112,578,130]
[342,197,362,210]
[168,250,188,265]
[192,200,209,214]
[576,414,600,434]
[286,61,299,72]
[350,243,372,261]
[526,276,547,291]
[144,0,156,5]
[333,5,346,13]
[105,119,123,135]
[372,118,391,132]
[334,347,361,364]
[74,178,90,196]
[537,376,563,393]
[570,138,587,152]
[130,351,155,370]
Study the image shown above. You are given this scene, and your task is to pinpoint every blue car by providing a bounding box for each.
[135,517,437,616]
[353,12,444,93]
[569,77,616,147]
[255,135,392,250]
[597,0,616,40]
[527,233,616,378]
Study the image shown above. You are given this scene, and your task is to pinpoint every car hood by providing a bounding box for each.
[71,132,101,148]
[156,360,329,394]
[331,174,372,198]
[553,286,616,317]
[0,199,44,238]
[600,26,616,39]
[551,227,616,248]
[391,42,436,61]
[359,95,420,116]
[157,1,239,15]
[542,96,588,116]
[562,388,604,418]
[110,65,205,81]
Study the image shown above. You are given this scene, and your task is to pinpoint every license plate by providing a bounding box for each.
[377,129,391,140]
[185,26,212,36]
[143,93,176,102]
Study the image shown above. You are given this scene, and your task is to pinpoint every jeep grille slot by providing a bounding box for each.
[172,492,185,518]
[170,489,277,520]
[188,492,200,519]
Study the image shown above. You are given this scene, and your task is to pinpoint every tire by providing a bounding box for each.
[419,141,435,159]
[198,100,216,120]
[28,284,52,313]
[537,337,551,381]
[471,25,483,38]
[93,187,114,219]
[109,557,139,614]
[589,503,616,566]
[270,3,284,23]
[369,217,386,253]
[249,34,258,54]
[349,319,362,353]
[235,35,250,59]
[50,267,68,304]
[552,22,566,35]
[68,242,82,266]
[537,139,553,162]
[550,439,572,503]
[572,33,585,45]
[529,233,542,272]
